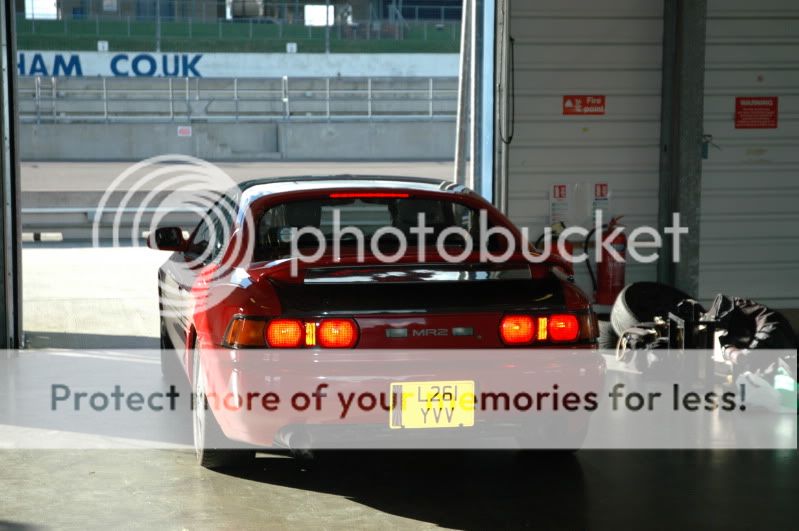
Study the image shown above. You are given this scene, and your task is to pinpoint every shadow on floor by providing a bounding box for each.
[24,331,159,349]
[228,450,589,529]
[219,449,799,530]
[0,522,46,531]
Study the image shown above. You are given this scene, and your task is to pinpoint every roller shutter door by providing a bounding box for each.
[699,0,799,307]
[503,0,664,297]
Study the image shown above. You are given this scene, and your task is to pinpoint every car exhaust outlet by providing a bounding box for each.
[284,427,314,457]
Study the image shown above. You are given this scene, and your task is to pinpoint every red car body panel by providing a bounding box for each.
[156,176,604,447]
[201,346,604,447]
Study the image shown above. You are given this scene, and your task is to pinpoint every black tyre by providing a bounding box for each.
[597,320,619,349]
[610,282,697,336]
[192,348,254,470]
[160,318,184,382]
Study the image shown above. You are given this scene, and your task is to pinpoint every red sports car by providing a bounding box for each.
[150,176,604,468]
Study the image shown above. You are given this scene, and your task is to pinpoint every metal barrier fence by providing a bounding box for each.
[17,76,459,123]
[22,1,463,24]
[16,17,462,41]
[16,11,462,53]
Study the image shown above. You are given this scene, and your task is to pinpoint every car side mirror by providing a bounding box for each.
[148,227,187,252]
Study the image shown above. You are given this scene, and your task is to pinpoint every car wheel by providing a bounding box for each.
[192,347,254,470]
[610,282,700,336]
[159,318,183,382]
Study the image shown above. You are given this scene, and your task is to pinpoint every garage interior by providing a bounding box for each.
[1,0,797,529]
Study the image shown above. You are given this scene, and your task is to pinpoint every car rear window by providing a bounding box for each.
[254,197,480,261]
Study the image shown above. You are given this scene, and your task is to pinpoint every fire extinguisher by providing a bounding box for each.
[585,216,626,306]
[535,222,574,262]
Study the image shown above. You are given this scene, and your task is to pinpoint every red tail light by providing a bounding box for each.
[318,319,358,348]
[549,314,580,342]
[266,319,304,348]
[499,313,587,345]
[226,316,363,349]
[500,315,535,345]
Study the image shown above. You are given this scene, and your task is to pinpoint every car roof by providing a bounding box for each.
[230,176,477,226]
[238,175,468,202]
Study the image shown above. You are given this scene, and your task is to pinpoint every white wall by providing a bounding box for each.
[20,120,456,161]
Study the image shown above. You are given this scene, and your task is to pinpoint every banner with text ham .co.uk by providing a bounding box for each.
[17,51,459,78]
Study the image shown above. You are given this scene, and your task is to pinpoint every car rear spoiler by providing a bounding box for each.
[254,252,573,285]
[302,264,533,285]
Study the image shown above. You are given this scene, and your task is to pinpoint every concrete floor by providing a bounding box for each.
[22,245,163,349]
[2,448,797,529]
[2,244,797,530]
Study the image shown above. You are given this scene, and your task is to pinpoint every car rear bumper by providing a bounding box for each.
[199,346,605,449]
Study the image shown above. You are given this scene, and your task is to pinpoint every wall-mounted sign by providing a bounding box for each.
[549,182,612,227]
[593,182,611,217]
[735,97,778,129]
[177,125,192,137]
[563,95,606,116]
[549,184,570,226]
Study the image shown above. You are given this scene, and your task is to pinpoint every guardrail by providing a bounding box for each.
[18,76,459,123]
[22,206,201,242]
[22,205,394,242]
[21,191,203,241]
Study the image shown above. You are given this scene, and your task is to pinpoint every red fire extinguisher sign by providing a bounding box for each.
[563,95,606,116]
